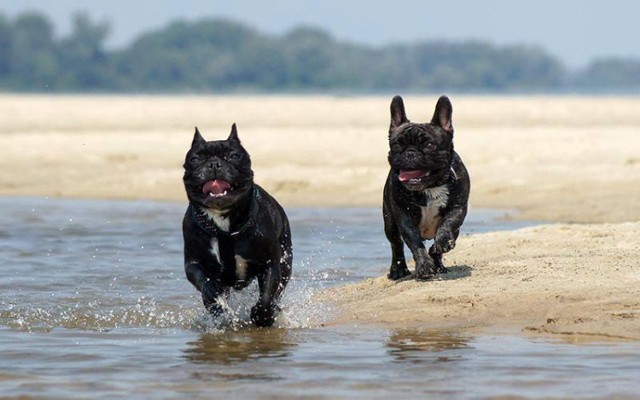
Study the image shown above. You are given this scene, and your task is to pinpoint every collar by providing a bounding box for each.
[189,186,261,238]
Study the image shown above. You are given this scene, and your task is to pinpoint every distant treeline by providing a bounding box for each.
[1,11,640,93]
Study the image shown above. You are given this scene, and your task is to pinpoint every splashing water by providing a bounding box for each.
[0,198,372,333]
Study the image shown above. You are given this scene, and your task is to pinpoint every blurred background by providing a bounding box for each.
[1,0,639,93]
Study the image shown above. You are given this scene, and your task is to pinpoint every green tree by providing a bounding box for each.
[577,58,640,89]
[4,11,640,93]
[280,27,334,88]
[115,18,261,91]
[56,12,112,89]
[0,15,12,80]
[9,12,58,89]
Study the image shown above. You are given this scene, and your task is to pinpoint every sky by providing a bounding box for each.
[1,0,638,68]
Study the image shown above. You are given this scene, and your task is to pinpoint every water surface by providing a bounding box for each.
[1,197,638,398]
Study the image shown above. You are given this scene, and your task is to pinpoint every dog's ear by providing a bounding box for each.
[431,95,454,134]
[390,95,409,133]
[227,123,241,143]
[191,127,206,147]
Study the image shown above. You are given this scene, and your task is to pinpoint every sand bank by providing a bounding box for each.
[1,95,638,223]
[325,222,640,341]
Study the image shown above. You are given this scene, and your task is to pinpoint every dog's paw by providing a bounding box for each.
[203,298,224,316]
[414,266,436,281]
[435,262,449,274]
[251,303,276,327]
[434,229,456,254]
[414,256,438,280]
[201,281,224,315]
[387,265,411,281]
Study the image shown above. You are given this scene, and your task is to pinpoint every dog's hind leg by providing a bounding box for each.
[384,203,411,280]
[251,263,283,327]
[276,232,293,299]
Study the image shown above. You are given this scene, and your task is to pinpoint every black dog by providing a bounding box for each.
[383,95,470,281]
[182,124,292,327]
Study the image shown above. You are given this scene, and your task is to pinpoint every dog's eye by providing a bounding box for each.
[189,155,201,164]
[227,152,241,161]
[425,142,437,151]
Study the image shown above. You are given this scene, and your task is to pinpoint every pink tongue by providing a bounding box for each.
[202,179,231,195]
[399,169,428,182]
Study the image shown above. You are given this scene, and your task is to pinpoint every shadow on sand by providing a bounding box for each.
[397,264,473,283]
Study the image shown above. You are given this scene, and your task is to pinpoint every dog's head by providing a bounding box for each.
[183,124,254,210]
[387,95,455,191]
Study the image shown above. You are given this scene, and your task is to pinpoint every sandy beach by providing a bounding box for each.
[1,94,639,340]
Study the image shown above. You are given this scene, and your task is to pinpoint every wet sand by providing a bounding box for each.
[1,94,639,340]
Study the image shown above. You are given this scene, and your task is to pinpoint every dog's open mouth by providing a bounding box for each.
[398,169,431,183]
[202,179,233,198]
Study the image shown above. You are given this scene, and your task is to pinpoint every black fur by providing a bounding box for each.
[182,124,292,327]
[383,96,470,281]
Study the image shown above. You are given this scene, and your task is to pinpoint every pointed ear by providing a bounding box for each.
[191,127,206,147]
[227,123,240,143]
[431,95,453,134]
[390,95,409,131]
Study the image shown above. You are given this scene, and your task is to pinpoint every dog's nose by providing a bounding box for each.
[404,149,419,160]
[208,159,222,170]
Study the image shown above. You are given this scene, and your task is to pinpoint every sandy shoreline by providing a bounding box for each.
[1,94,639,340]
[325,222,640,341]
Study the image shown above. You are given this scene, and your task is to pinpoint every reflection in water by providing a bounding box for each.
[386,328,472,364]
[183,328,297,365]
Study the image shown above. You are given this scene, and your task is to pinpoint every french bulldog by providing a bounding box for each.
[383,95,470,281]
[182,124,292,327]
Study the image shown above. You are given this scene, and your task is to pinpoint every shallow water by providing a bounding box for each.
[1,197,638,398]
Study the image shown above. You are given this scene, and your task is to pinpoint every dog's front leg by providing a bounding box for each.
[251,263,282,327]
[430,206,467,272]
[185,261,225,315]
[397,213,436,280]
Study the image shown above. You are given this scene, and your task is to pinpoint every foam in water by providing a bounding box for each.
[187,271,337,332]
[1,267,337,334]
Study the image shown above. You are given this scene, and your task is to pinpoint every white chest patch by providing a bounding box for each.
[204,208,230,232]
[419,185,449,240]
[235,255,248,281]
